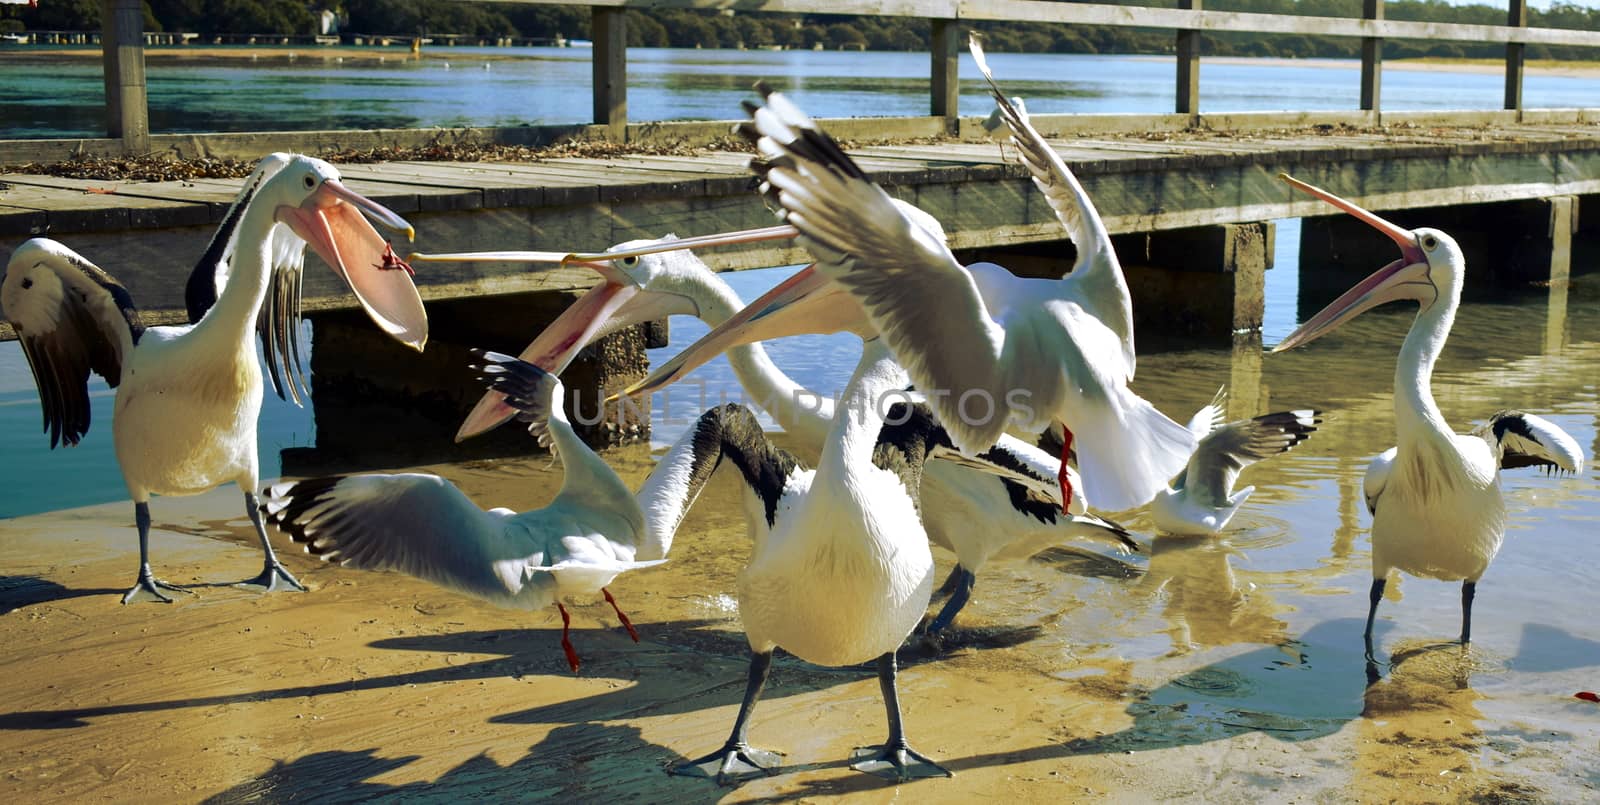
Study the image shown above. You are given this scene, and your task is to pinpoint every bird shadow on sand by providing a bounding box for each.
[200,722,739,805]
[0,623,725,731]
[0,575,122,615]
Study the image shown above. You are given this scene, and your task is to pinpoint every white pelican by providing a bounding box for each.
[1151,388,1322,536]
[410,230,1135,646]
[630,336,966,783]
[734,48,1195,514]
[262,353,666,673]
[1,153,428,604]
[1270,174,1584,657]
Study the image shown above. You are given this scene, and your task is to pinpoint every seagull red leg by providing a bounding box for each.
[602,587,641,642]
[556,602,581,673]
[1056,424,1075,514]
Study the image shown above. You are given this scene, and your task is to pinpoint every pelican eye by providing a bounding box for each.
[620,255,640,268]
[303,175,316,189]
[1421,234,1437,250]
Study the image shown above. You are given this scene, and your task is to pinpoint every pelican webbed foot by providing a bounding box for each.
[849,741,952,782]
[237,561,307,594]
[120,572,193,605]
[667,741,784,785]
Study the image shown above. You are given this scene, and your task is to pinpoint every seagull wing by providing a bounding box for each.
[1188,410,1321,508]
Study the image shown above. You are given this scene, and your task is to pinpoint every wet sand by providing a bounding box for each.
[3,424,1596,802]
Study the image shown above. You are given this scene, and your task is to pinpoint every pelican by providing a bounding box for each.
[0,153,427,604]
[261,353,665,673]
[1270,174,1584,658]
[411,230,1135,646]
[732,43,1196,514]
[1151,388,1322,536]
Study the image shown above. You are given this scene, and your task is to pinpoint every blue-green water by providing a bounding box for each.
[0,48,1596,139]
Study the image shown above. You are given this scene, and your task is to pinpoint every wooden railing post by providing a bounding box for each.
[592,7,626,140]
[1360,0,1383,111]
[1175,0,1200,117]
[930,18,959,135]
[1505,0,1527,110]
[100,0,149,153]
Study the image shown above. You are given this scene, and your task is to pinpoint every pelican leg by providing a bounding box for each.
[850,651,952,782]
[237,492,306,593]
[121,502,193,605]
[556,603,582,673]
[601,587,641,642]
[1460,580,1476,644]
[668,651,783,785]
[921,566,976,647]
[1363,577,1386,662]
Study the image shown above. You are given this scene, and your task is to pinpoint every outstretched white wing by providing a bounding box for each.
[1476,410,1585,474]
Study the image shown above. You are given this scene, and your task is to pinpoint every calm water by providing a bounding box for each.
[1,48,1597,138]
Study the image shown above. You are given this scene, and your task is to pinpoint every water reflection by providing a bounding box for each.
[1134,535,1288,653]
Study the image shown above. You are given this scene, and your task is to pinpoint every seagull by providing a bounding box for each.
[1,153,427,604]
[1151,388,1322,536]
[262,353,664,673]
[731,45,1195,514]
[1269,174,1584,663]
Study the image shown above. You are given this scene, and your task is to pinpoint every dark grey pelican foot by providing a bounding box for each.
[121,570,193,605]
[237,561,307,593]
[849,742,952,782]
[121,501,194,604]
[668,651,782,785]
[919,566,976,651]
[669,742,784,785]
[850,651,952,782]
[238,491,307,593]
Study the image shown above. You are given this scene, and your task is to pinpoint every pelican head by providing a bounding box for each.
[409,224,797,440]
[1271,174,1464,353]
[264,153,428,350]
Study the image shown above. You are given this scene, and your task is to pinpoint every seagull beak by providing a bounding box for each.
[1271,175,1433,353]
[616,264,858,400]
[278,179,428,351]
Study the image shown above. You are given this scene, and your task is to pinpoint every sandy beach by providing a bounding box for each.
[3,435,1596,803]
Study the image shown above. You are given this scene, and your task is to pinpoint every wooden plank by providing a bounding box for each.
[0,174,222,225]
[1506,0,1528,111]
[100,0,148,151]
[1360,0,1383,111]
[331,164,488,212]
[1175,0,1201,116]
[930,19,959,132]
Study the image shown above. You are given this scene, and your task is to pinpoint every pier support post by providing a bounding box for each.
[1505,0,1527,111]
[1119,221,1272,344]
[285,290,651,475]
[930,19,960,135]
[593,7,627,141]
[1359,0,1383,112]
[100,0,149,153]
[1175,0,1201,119]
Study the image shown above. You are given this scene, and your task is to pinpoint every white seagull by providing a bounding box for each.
[410,232,1136,645]
[1,153,427,604]
[262,353,666,673]
[733,46,1195,514]
[1270,174,1584,659]
[1151,388,1322,536]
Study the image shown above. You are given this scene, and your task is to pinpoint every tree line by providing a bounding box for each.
[4,0,1597,61]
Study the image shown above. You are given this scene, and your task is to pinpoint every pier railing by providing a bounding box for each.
[42,0,1600,157]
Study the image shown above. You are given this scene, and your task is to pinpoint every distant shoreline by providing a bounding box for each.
[1,45,1597,77]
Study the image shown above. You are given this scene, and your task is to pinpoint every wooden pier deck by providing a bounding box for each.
[3,117,1599,340]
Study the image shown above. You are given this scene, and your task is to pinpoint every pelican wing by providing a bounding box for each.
[969,35,1134,378]
[1,239,140,448]
[1186,410,1320,507]
[1477,410,1585,474]
[262,473,559,606]
[740,85,1009,454]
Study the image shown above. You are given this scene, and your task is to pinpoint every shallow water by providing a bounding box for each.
[1,48,1596,138]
